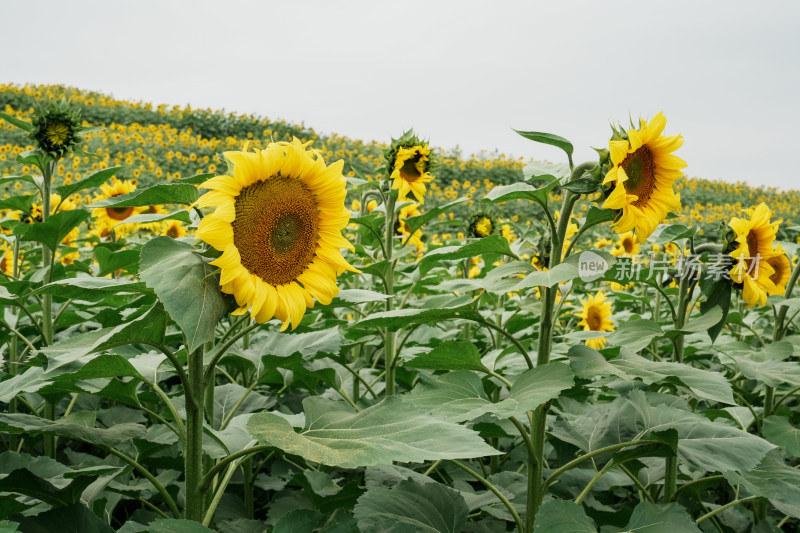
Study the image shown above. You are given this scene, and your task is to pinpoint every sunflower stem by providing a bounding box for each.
[40,158,58,459]
[383,190,398,396]
[185,345,207,522]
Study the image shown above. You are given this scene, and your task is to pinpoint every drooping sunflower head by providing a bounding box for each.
[0,240,14,277]
[468,212,495,238]
[196,139,358,330]
[574,290,615,349]
[602,112,686,243]
[385,130,435,204]
[92,177,142,236]
[29,99,84,161]
[766,245,791,295]
[728,203,781,307]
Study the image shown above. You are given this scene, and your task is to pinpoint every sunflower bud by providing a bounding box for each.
[468,212,495,238]
[29,99,84,161]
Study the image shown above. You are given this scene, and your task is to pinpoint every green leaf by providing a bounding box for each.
[649,224,696,244]
[140,237,229,352]
[0,112,32,132]
[15,503,114,533]
[354,299,478,331]
[482,179,558,208]
[763,416,800,456]
[616,501,702,532]
[405,341,490,372]
[723,450,800,518]
[513,130,573,158]
[353,479,468,533]
[31,277,150,299]
[55,166,122,198]
[581,206,616,232]
[0,413,145,447]
[404,198,469,235]
[699,277,731,342]
[333,289,391,304]
[561,177,599,194]
[89,183,198,207]
[0,194,37,213]
[608,320,663,352]
[610,350,735,404]
[14,209,90,252]
[406,362,574,422]
[112,209,192,227]
[273,510,327,533]
[419,235,518,266]
[514,262,578,289]
[533,500,597,533]
[0,175,35,187]
[94,247,141,276]
[247,396,499,468]
[148,519,216,532]
[668,306,723,335]
[0,468,100,508]
[40,303,166,371]
[177,172,215,185]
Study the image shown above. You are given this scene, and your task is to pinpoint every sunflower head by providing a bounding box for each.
[728,203,781,307]
[611,231,639,257]
[766,246,791,294]
[29,99,84,161]
[574,290,615,349]
[395,202,426,253]
[468,212,495,238]
[91,177,142,237]
[601,112,686,243]
[196,139,358,331]
[384,130,435,204]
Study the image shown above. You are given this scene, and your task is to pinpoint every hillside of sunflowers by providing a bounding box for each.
[1,82,800,533]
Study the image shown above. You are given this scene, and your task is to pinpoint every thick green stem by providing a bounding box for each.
[383,191,398,395]
[663,455,677,502]
[106,447,181,518]
[184,346,206,522]
[243,457,254,519]
[40,160,57,458]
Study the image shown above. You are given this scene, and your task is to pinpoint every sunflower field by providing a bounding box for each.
[0,83,799,533]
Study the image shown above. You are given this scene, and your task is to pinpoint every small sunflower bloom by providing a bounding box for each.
[729,203,780,307]
[575,291,615,349]
[385,130,435,204]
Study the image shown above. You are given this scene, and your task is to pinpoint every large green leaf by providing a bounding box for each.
[0,413,145,447]
[404,198,469,236]
[533,500,596,532]
[405,341,489,372]
[514,262,578,289]
[89,182,198,207]
[40,303,166,371]
[614,502,702,532]
[30,277,150,299]
[723,450,800,518]
[607,320,663,352]
[763,416,800,456]
[482,179,558,208]
[55,166,122,198]
[551,390,774,474]
[112,209,192,228]
[140,237,229,352]
[247,397,499,467]
[354,299,478,331]
[353,479,468,533]
[513,130,574,158]
[14,209,90,252]
[148,520,216,533]
[419,236,518,266]
[406,363,574,422]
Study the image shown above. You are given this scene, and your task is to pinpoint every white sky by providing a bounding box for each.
[3,0,799,189]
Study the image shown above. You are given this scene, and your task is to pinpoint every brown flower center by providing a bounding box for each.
[622,146,656,207]
[232,177,319,286]
[400,155,422,182]
[587,307,603,331]
[106,206,135,221]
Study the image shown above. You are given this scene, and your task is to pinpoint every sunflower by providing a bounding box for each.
[92,177,142,236]
[574,291,615,349]
[766,245,791,295]
[162,220,188,239]
[611,231,639,257]
[28,99,85,160]
[391,145,434,203]
[196,139,357,330]
[0,241,15,277]
[729,203,780,307]
[602,112,686,243]
[396,202,425,253]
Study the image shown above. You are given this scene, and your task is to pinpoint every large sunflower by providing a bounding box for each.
[575,291,615,349]
[390,145,434,204]
[196,139,357,330]
[729,203,780,307]
[602,112,686,243]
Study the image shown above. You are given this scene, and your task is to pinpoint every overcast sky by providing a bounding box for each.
[4,0,799,189]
